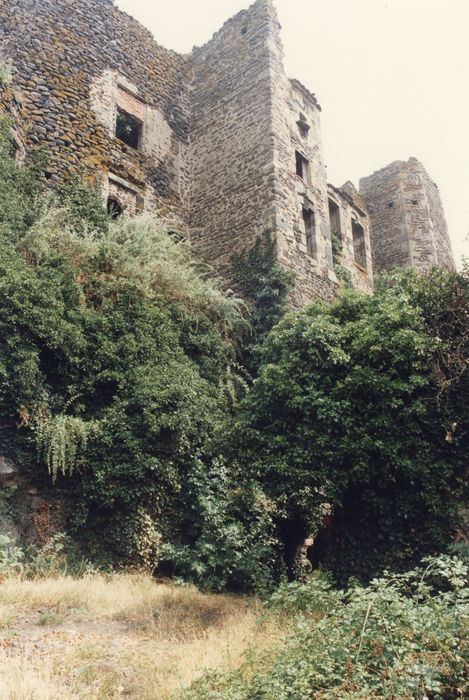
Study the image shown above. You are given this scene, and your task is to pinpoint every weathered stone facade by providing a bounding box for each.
[0,0,454,306]
[360,159,455,274]
[0,0,191,221]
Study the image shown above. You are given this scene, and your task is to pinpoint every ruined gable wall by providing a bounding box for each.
[188,0,280,280]
[328,183,373,293]
[360,159,455,274]
[0,0,191,220]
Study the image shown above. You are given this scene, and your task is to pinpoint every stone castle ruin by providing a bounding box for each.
[0,0,455,306]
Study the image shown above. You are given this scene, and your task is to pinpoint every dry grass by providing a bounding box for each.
[0,574,282,699]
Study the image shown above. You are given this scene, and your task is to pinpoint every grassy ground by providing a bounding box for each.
[0,574,281,699]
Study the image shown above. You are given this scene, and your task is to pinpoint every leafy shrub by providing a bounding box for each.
[184,555,469,699]
[0,534,24,576]
[232,231,295,372]
[163,458,279,592]
[229,268,468,582]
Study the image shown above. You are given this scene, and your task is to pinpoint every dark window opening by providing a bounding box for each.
[352,220,366,268]
[295,151,310,183]
[329,199,342,262]
[297,113,310,138]
[241,26,247,35]
[387,201,394,208]
[412,199,418,205]
[303,207,317,259]
[328,199,341,240]
[115,108,142,150]
[107,197,123,219]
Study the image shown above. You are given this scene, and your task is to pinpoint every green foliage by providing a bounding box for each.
[230,269,468,581]
[58,171,110,234]
[183,555,469,699]
[0,120,47,238]
[0,534,24,576]
[232,231,295,371]
[0,126,246,571]
[34,409,94,482]
[163,458,279,592]
[331,231,353,288]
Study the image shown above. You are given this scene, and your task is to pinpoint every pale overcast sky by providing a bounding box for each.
[116,0,469,266]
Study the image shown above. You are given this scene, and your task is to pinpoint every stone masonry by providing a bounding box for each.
[0,0,455,307]
[360,159,455,274]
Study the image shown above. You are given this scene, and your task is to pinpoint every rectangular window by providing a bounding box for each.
[303,207,317,259]
[352,220,366,268]
[296,151,310,183]
[115,108,142,150]
[328,199,341,240]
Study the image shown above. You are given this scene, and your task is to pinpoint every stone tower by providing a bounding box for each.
[360,159,455,274]
[0,0,453,306]
[188,0,374,306]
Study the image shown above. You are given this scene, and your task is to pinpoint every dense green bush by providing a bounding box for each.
[232,231,295,372]
[230,269,468,581]
[0,124,251,572]
[184,554,469,699]
[162,457,279,591]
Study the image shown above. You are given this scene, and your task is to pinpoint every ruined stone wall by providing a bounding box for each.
[271,73,338,307]
[360,159,455,274]
[328,183,373,293]
[0,83,28,161]
[0,0,191,221]
[417,164,454,271]
[188,0,343,306]
[189,0,279,281]
[0,0,454,307]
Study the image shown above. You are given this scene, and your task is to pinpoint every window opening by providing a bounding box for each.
[352,220,366,268]
[328,199,341,240]
[297,113,310,138]
[107,197,123,219]
[115,108,142,150]
[303,207,317,259]
[295,151,310,183]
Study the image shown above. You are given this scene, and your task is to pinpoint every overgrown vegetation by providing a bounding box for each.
[230,267,468,581]
[0,121,467,595]
[232,231,295,372]
[185,553,468,699]
[0,122,248,573]
[0,120,468,699]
